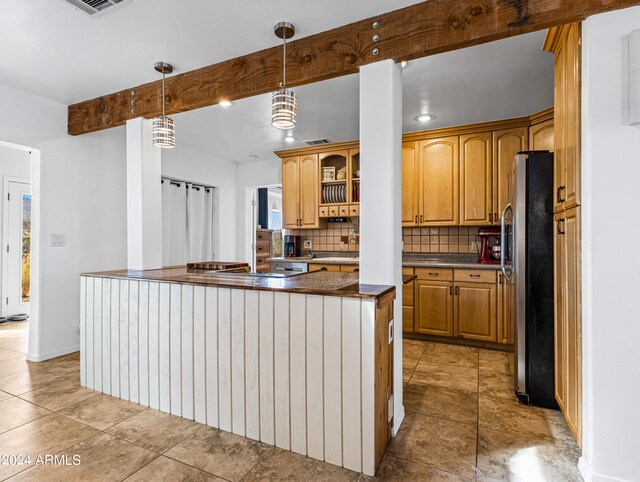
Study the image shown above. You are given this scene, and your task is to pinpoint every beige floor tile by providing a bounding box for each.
[422,343,479,368]
[0,356,32,377]
[477,427,582,482]
[479,371,515,400]
[243,447,359,481]
[0,389,13,401]
[403,343,426,361]
[125,455,224,481]
[411,360,478,392]
[360,454,471,481]
[479,349,514,375]
[478,394,568,442]
[0,413,98,479]
[106,408,201,453]
[0,397,50,434]
[20,379,98,411]
[0,339,29,353]
[0,348,24,361]
[404,382,477,425]
[165,426,273,482]
[59,393,147,431]
[0,365,76,395]
[387,411,477,479]
[10,432,158,482]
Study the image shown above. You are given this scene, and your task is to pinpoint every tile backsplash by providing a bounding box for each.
[285,222,482,255]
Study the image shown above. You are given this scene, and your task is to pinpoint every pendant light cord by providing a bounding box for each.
[162,70,166,118]
[283,31,287,88]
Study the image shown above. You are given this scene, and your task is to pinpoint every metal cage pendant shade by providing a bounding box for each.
[272,22,297,130]
[153,62,175,148]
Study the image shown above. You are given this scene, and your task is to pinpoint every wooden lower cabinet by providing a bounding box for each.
[407,268,512,345]
[308,263,359,273]
[454,282,497,342]
[554,207,582,445]
[415,280,454,336]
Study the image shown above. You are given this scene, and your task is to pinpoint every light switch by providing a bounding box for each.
[51,233,66,247]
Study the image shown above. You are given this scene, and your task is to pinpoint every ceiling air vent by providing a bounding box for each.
[63,0,130,16]
[303,138,331,146]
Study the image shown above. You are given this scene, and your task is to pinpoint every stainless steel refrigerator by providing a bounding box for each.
[501,151,558,409]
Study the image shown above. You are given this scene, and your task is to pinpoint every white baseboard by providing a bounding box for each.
[27,345,79,362]
[392,404,405,437]
[579,456,636,482]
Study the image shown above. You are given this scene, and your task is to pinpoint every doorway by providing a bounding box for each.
[3,180,31,318]
[246,185,282,272]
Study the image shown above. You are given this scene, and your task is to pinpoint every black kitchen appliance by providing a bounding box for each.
[501,151,558,409]
[284,235,301,258]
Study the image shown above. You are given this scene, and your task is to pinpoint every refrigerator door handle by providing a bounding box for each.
[501,203,513,282]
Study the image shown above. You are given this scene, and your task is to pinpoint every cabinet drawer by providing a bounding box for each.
[328,206,340,217]
[339,205,349,217]
[339,265,359,273]
[403,306,414,333]
[402,267,415,276]
[454,269,496,283]
[256,232,271,242]
[349,205,360,217]
[319,206,329,218]
[415,268,453,281]
[309,264,341,272]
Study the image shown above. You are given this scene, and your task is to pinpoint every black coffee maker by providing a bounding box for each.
[284,235,301,258]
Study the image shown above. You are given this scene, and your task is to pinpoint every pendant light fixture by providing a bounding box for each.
[152,61,175,148]
[271,22,297,130]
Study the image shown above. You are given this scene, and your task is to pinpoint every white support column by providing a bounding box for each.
[359,59,404,434]
[126,118,163,270]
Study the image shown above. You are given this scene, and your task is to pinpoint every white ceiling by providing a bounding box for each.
[175,30,554,162]
[0,0,424,104]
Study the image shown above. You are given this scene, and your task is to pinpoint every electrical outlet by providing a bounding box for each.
[304,240,312,249]
[51,233,66,247]
[340,240,345,251]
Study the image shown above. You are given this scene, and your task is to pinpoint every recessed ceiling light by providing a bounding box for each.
[219,100,233,107]
[284,136,295,143]
[401,61,409,68]
[249,154,258,159]
[415,114,433,123]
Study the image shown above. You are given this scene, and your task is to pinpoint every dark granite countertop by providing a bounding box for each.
[82,267,396,302]
[267,253,502,271]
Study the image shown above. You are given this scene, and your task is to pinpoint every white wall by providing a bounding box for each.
[162,144,239,261]
[0,83,67,146]
[236,159,282,263]
[36,128,127,358]
[581,8,640,482]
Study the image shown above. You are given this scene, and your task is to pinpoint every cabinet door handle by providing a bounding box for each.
[499,273,503,284]
[557,218,566,235]
[415,215,418,224]
[428,272,439,276]
[489,213,493,223]
[454,286,459,295]
[494,212,498,223]
[449,286,453,295]
[320,267,328,271]
[470,274,481,278]
[556,185,566,203]
[420,215,423,223]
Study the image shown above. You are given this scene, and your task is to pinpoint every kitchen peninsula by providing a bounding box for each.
[79,267,395,476]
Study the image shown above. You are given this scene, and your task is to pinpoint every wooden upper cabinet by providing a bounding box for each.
[419,136,459,226]
[460,132,492,226]
[281,154,321,229]
[402,142,418,226]
[564,23,581,211]
[548,23,581,213]
[282,156,300,229]
[493,127,528,224]
[299,154,320,228]
[530,115,555,152]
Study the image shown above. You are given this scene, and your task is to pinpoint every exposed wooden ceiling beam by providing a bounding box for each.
[68,0,640,136]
